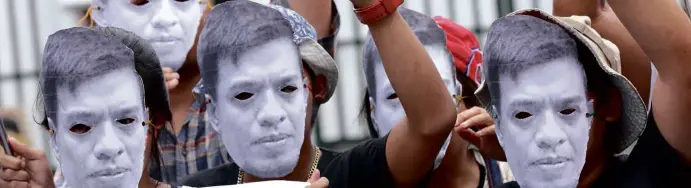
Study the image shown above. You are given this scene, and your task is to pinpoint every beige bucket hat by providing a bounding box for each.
[475,9,647,154]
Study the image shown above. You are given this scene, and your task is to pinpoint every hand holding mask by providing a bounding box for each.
[454,107,506,161]
[0,137,55,188]
[163,67,180,90]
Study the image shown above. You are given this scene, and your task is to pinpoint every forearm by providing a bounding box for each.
[590,16,651,106]
[607,0,691,81]
[368,11,457,136]
[553,0,601,19]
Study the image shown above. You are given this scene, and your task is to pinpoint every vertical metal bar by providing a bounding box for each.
[29,0,41,73]
[471,0,482,34]
[337,10,365,144]
[423,0,432,16]
[448,0,457,21]
[496,0,515,17]
[533,0,539,9]
[8,0,24,104]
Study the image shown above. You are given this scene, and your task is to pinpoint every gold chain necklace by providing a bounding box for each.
[237,146,322,184]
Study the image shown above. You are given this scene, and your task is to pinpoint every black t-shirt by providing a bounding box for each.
[180,135,397,188]
[599,109,691,187]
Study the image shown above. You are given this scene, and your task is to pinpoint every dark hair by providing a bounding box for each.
[361,8,453,138]
[360,91,377,138]
[198,0,296,100]
[457,74,481,108]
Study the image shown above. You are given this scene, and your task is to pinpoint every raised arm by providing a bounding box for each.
[353,1,458,185]
[607,0,691,162]
[553,0,652,107]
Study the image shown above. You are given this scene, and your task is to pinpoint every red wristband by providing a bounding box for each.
[354,0,404,25]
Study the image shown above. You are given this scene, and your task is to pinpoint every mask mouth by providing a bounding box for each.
[87,167,131,180]
[252,133,292,145]
[148,36,182,45]
[529,156,572,168]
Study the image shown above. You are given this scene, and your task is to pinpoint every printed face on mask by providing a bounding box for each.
[96,0,202,70]
[371,45,456,168]
[496,58,590,188]
[213,38,307,178]
[52,69,146,188]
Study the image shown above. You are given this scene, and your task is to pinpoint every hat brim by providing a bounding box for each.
[475,9,647,154]
[299,39,339,103]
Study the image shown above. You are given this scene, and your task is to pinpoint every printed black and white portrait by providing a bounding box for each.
[39,28,147,188]
[198,2,314,178]
[482,15,593,188]
[90,0,203,70]
[363,7,457,169]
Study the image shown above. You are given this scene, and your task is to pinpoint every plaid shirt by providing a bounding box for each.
[148,82,232,184]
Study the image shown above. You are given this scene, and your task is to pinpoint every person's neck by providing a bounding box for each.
[168,64,201,135]
[428,134,480,187]
[244,136,317,183]
[578,147,607,188]
[138,159,169,188]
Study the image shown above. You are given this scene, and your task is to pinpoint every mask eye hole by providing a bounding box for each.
[514,112,532,120]
[234,92,254,100]
[116,118,136,125]
[69,124,92,134]
[280,86,298,93]
[560,108,576,115]
[386,93,398,100]
[130,0,150,6]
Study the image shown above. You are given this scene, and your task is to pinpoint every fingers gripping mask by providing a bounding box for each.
[91,0,203,71]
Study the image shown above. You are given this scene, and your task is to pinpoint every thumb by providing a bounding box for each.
[308,169,321,183]
[8,137,44,160]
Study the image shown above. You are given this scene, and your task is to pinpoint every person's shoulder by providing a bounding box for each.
[321,136,394,188]
[327,135,388,164]
[179,163,239,187]
[610,111,691,187]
